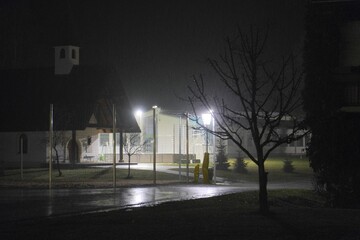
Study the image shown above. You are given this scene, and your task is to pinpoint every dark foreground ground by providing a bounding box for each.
[1,190,359,240]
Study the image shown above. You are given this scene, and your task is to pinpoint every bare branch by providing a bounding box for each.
[186,26,309,176]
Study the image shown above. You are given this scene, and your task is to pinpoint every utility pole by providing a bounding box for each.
[113,104,117,189]
[49,104,53,190]
[152,106,157,184]
[186,113,189,182]
[178,115,182,181]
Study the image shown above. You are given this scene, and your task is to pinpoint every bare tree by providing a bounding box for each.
[123,133,148,179]
[52,131,70,177]
[43,130,69,177]
[187,27,309,214]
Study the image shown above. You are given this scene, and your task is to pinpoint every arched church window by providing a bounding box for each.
[60,48,65,59]
[18,134,28,154]
[72,49,76,59]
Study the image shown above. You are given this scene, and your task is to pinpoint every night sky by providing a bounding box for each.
[0,0,306,111]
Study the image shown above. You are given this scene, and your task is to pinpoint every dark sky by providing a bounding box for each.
[0,0,306,112]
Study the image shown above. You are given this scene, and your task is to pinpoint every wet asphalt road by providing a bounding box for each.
[0,164,312,222]
[0,179,312,223]
[0,185,258,222]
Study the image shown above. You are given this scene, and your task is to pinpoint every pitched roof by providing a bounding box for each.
[0,65,139,132]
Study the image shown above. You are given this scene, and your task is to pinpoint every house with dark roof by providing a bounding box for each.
[0,45,139,168]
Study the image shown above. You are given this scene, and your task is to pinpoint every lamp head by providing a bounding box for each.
[202,113,212,126]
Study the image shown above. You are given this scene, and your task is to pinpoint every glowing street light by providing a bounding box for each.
[202,113,212,126]
[135,109,143,118]
[202,111,216,184]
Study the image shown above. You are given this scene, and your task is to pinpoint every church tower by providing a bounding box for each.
[53,0,80,75]
[54,45,79,75]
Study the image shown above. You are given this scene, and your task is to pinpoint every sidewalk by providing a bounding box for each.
[116,163,228,184]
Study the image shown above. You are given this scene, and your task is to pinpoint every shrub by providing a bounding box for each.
[283,159,295,173]
[234,153,248,173]
[216,139,230,170]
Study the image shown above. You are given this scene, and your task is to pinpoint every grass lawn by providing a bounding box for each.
[0,167,181,188]
[0,158,312,188]
[2,189,359,240]
[172,157,313,183]
[224,157,313,182]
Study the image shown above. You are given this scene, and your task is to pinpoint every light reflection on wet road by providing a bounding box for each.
[0,180,311,222]
[0,185,256,222]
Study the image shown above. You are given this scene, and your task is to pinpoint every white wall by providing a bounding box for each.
[140,109,208,162]
[0,132,47,168]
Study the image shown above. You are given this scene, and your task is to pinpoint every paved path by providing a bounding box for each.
[117,163,227,182]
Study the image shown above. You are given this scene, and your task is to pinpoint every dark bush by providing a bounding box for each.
[208,168,214,181]
[216,139,230,170]
[234,153,248,173]
[283,159,295,173]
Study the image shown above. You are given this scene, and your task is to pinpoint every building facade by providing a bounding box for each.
[303,0,360,205]
[108,108,308,164]
[0,44,139,168]
[98,109,207,163]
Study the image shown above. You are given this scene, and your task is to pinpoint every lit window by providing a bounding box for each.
[99,133,109,146]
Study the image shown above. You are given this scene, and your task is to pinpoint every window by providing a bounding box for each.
[18,134,28,154]
[116,133,120,146]
[71,49,76,59]
[60,48,65,58]
[99,133,109,146]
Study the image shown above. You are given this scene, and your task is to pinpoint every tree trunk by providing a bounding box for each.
[71,130,77,165]
[119,131,123,162]
[53,147,62,177]
[258,159,269,215]
[127,154,131,178]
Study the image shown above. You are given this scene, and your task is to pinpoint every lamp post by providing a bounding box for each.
[152,105,157,185]
[212,114,216,184]
[20,135,24,180]
[112,104,117,189]
[178,115,182,181]
[185,112,189,182]
[202,112,216,184]
[49,104,53,190]
[202,113,212,153]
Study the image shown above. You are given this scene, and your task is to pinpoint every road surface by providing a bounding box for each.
[0,179,313,223]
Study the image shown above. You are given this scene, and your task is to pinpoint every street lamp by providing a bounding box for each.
[212,113,216,184]
[202,112,216,184]
[135,109,143,118]
[152,105,157,184]
[112,104,117,189]
[202,113,212,152]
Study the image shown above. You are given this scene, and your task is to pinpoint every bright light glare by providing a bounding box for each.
[135,109,143,117]
[152,105,158,109]
[202,113,212,126]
